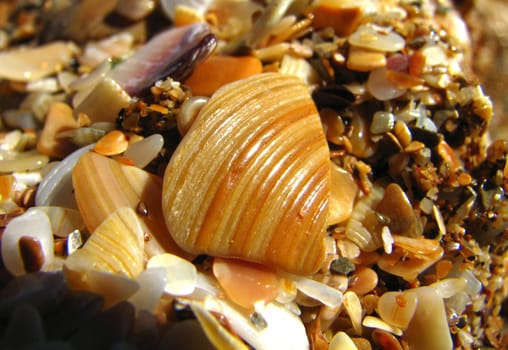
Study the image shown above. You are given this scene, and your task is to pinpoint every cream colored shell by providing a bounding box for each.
[162,73,330,274]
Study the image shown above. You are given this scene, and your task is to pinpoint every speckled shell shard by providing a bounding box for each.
[162,73,330,275]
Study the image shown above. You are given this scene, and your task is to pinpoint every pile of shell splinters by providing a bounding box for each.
[0,0,507,349]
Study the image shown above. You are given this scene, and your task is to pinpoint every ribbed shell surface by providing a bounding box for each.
[162,73,330,274]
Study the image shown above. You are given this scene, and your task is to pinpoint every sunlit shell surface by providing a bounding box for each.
[72,151,187,259]
[163,73,330,274]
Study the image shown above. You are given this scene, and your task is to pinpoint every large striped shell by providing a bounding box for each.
[162,73,330,274]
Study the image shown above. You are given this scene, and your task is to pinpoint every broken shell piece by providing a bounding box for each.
[35,144,95,209]
[328,331,359,350]
[345,183,384,252]
[1,208,54,276]
[375,183,423,237]
[402,287,453,350]
[329,162,358,225]
[212,258,279,309]
[85,270,140,309]
[190,302,250,350]
[348,24,405,52]
[94,130,129,156]
[36,102,79,158]
[129,267,167,313]
[362,316,402,336]
[377,236,444,282]
[64,207,145,285]
[343,291,363,335]
[288,274,343,308]
[146,253,197,296]
[203,297,309,350]
[30,206,85,237]
[72,151,187,259]
[163,73,330,274]
[0,41,78,82]
[123,134,164,168]
[377,291,417,329]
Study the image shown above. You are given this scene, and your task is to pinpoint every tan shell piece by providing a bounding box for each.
[72,151,189,260]
[162,73,330,275]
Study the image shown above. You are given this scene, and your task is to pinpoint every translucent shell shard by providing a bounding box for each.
[162,73,330,275]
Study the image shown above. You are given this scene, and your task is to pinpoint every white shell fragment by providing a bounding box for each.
[190,302,250,350]
[129,267,168,313]
[329,331,359,350]
[430,277,467,299]
[123,134,164,168]
[362,315,403,336]
[147,253,197,296]
[402,287,453,350]
[85,269,140,307]
[343,291,363,335]
[290,275,343,308]
[1,208,54,276]
[30,206,85,237]
[349,24,405,52]
[204,297,309,350]
[35,144,95,209]
[0,41,79,82]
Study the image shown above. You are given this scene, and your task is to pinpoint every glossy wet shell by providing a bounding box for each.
[162,73,330,275]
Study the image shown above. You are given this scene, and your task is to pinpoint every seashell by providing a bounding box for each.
[128,267,167,313]
[36,102,79,158]
[57,127,107,147]
[430,277,467,299]
[347,46,387,72]
[176,96,208,136]
[79,32,134,68]
[279,53,320,85]
[348,24,405,53]
[190,302,250,350]
[35,144,94,209]
[72,151,187,259]
[114,0,155,21]
[288,274,343,308]
[377,236,443,282]
[375,183,423,237]
[0,41,79,82]
[1,208,54,276]
[371,329,403,350]
[347,266,378,296]
[328,331,359,350]
[203,297,309,350]
[0,151,50,173]
[84,270,140,309]
[29,206,85,237]
[123,134,164,168]
[64,207,145,281]
[162,72,330,275]
[402,287,453,350]
[377,291,418,329]
[94,130,129,156]
[343,291,363,335]
[63,208,147,308]
[367,68,406,101]
[329,162,358,225]
[345,183,384,252]
[146,253,197,296]
[362,316,403,336]
[212,258,279,309]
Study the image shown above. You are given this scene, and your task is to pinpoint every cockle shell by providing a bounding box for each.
[162,73,330,275]
[72,151,188,259]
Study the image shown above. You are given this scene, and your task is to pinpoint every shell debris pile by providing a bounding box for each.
[0,0,506,349]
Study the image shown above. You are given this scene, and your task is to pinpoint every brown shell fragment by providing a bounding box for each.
[72,151,188,260]
[162,73,330,274]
